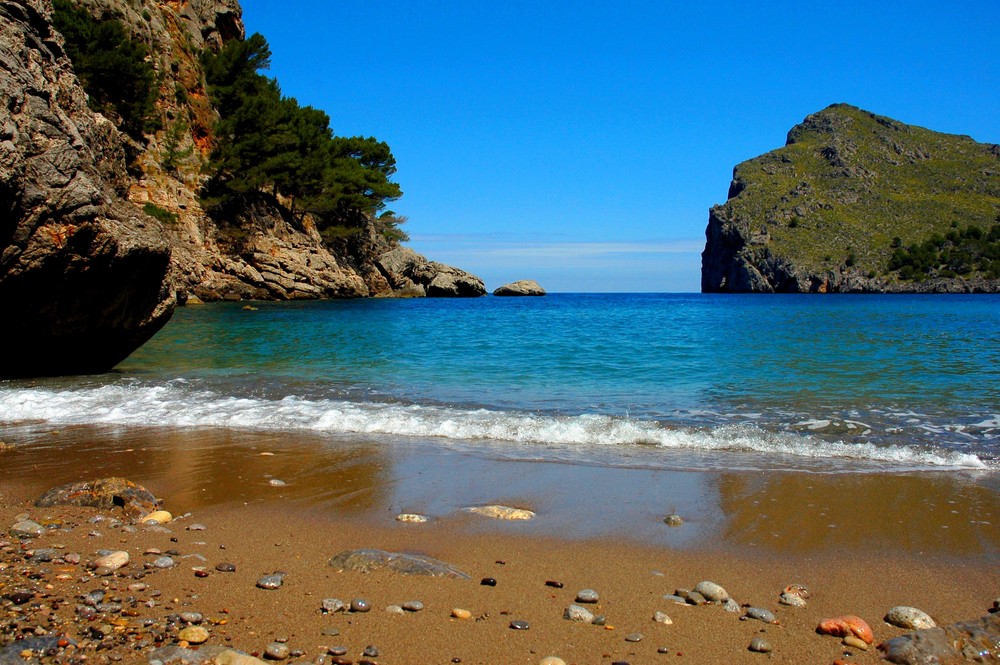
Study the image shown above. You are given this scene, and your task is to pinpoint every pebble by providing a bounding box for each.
[153,556,174,569]
[653,611,673,625]
[545,580,564,588]
[362,645,379,658]
[884,606,937,630]
[663,594,687,605]
[322,598,346,613]
[481,577,497,586]
[180,611,203,624]
[351,598,371,612]
[385,605,404,615]
[657,647,671,654]
[591,615,607,626]
[177,626,208,644]
[538,658,566,665]
[843,635,869,650]
[663,514,684,527]
[256,574,284,590]
[722,598,741,613]
[186,523,206,531]
[327,647,348,656]
[749,638,772,653]
[510,619,530,630]
[264,642,290,660]
[685,591,708,606]
[63,552,81,565]
[10,519,45,539]
[625,632,643,642]
[140,511,172,525]
[216,562,237,573]
[94,551,129,570]
[268,479,287,487]
[783,583,810,599]
[451,608,472,620]
[779,592,807,607]
[576,588,599,603]
[744,607,778,624]
[563,604,595,622]
[402,600,424,612]
[395,513,428,523]
[693,580,729,603]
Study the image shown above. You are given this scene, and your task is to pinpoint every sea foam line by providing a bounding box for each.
[0,383,987,470]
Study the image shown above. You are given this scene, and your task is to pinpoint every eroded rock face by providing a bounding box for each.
[0,0,175,377]
[376,247,486,297]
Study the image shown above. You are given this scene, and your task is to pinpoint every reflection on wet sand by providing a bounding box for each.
[0,424,391,514]
[717,471,1000,556]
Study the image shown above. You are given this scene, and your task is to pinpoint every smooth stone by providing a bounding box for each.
[140,510,172,525]
[452,608,472,620]
[816,615,874,644]
[563,604,595,622]
[693,581,729,603]
[749,638,772,653]
[625,632,643,643]
[653,611,673,625]
[216,562,237,573]
[663,514,684,527]
[657,647,671,654]
[538,658,566,665]
[545,580,564,588]
[885,606,937,630]
[723,598,741,613]
[350,598,371,612]
[685,591,708,606]
[362,646,378,658]
[180,611,203,624]
[779,592,807,607]
[395,513,428,523]
[177,625,209,644]
[328,549,470,579]
[481,577,497,586]
[94,551,129,570]
[264,642,290,660]
[214,650,269,665]
[843,635,869,650]
[576,589,600,603]
[29,547,56,562]
[464,505,535,520]
[510,619,530,630]
[744,607,778,624]
[268,479,287,487]
[187,523,206,531]
[402,600,424,612]
[322,599,345,613]
[256,574,284,590]
[385,605,405,615]
[153,556,175,568]
[327,647,348,656]
[663,594,687,605]
[591,615,607,626]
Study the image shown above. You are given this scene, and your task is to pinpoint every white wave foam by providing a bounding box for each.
[0,383,988,470]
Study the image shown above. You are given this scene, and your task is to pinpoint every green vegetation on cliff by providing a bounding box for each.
[51,0,158,139]
[720,104,1000,285]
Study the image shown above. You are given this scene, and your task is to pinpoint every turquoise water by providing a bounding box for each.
[2,294,999,471]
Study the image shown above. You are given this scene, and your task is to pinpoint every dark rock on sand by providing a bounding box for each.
[327,548,471,579]
[493,280,546,296]
[878,612,1000,664]
[35,477,157,518]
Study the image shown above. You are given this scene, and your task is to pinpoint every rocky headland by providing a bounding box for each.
[702,104,1000,293]
[0,0,484,376]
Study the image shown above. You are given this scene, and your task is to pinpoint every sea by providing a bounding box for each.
[2,293,998,474]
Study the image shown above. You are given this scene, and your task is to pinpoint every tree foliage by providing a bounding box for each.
[51,0,158,139]
[202,33,402,234]
[888,222,1000,281]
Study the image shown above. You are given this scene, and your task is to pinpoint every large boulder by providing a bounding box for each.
[375,247,485,297]
[0,0,175,377]
[493,279,546,296]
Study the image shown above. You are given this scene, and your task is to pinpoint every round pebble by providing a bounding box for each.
[744,607,777,624]
[576,589,599,603]
[625,632,643,643]
[268,479,287,487]
[539,658,566,665]
[215,562,236,573]
[452,608,472,619]
[264,642,290,660]
[362,645,379,657]
[693,580,729,603]
[256,574,284,590]
[385,604,405,614]
[480,577,497,587]
[180,611,203,624]
[843,635,870,650]
[153,556,174,569]
[94,551,129,571]
[749,638,772,653]
[327,647,348,656]
[177,626,208,645]
[510,619,530,630]
[663,514,684,526]
[402,600,424,612]
[653,611,673,625]
[657,647,671,654]
[591,615,607,626]
[351,598,371,612]
[884,606,936,630]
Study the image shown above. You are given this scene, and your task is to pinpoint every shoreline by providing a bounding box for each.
[1,426,999,663]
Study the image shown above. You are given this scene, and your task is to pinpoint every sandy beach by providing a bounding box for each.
[1,426,998,664]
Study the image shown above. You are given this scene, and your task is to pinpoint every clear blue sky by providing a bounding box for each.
[238,0,999,292]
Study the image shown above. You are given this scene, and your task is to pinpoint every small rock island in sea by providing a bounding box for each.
[493,280,547,296]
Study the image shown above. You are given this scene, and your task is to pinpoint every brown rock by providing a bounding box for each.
[35,477,158,518]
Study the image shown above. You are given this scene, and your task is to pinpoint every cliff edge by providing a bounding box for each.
[701,104,1000,293]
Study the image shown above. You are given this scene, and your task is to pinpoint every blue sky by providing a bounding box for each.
[238,0,999,292]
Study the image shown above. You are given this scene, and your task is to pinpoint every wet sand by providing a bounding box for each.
[1,425,998,663]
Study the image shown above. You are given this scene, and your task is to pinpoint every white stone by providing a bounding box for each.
[396,513,428,523]
[465,505,535,520]
[884,606,936,630]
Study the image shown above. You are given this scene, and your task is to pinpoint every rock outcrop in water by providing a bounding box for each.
[0,0,175,377]
[701,104,1000,293]
[878,612,1000,664]
[493,279,546,296]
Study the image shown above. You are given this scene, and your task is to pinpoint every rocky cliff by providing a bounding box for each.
[0,0,174,377]
[0,0,484,376]
[702,104,1000,293]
